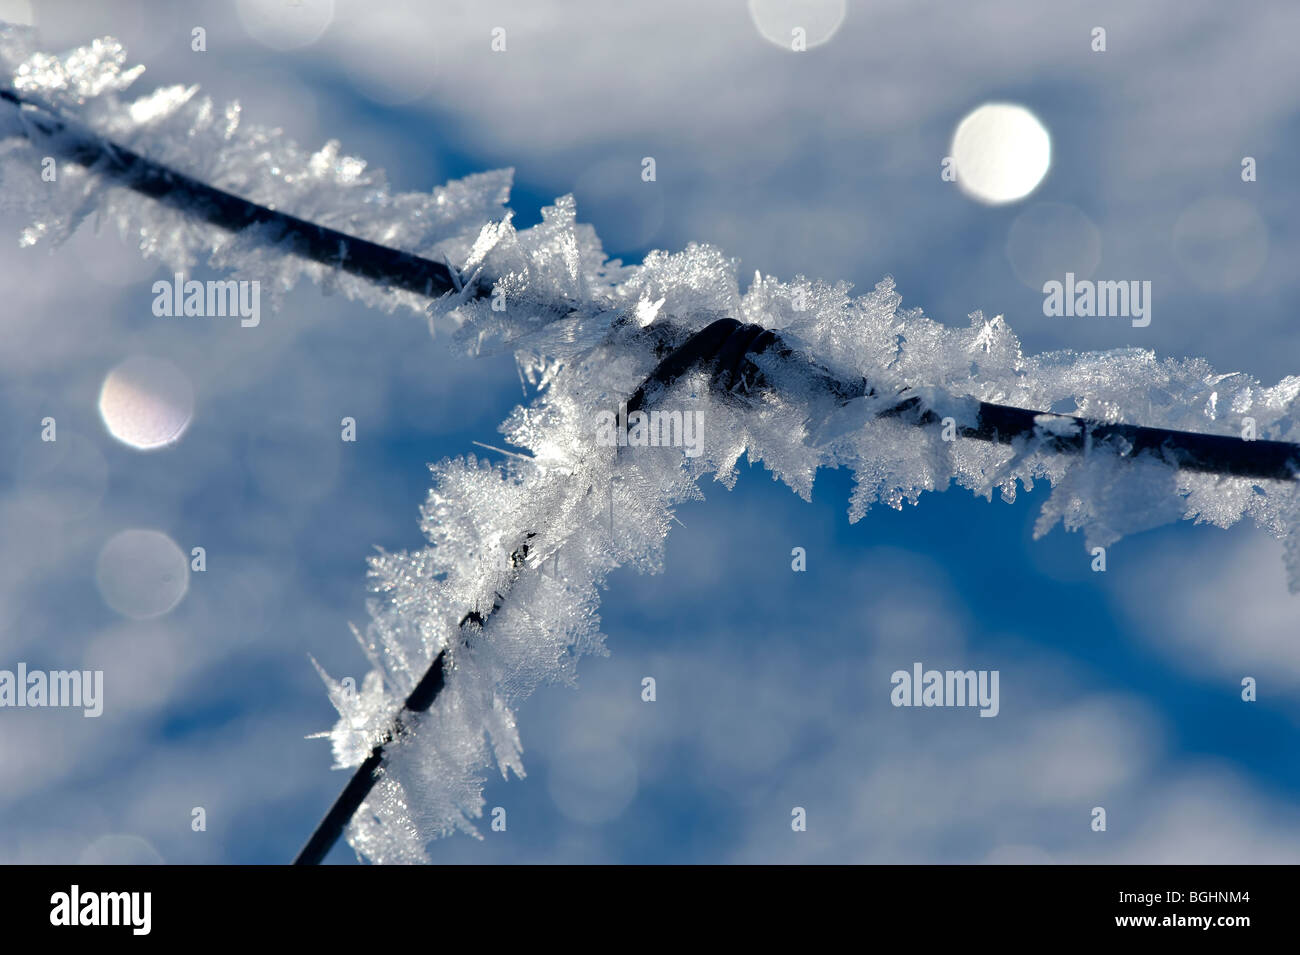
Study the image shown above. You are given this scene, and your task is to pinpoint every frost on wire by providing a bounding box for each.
[4,31,1298,864]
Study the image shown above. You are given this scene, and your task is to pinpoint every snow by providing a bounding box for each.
[4,30,1298,863]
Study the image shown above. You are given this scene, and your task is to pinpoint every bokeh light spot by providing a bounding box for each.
[96,529,190,620]
[98,356,194,451]
[952,103,1051,205]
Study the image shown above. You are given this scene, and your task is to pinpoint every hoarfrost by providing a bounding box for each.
[0,27,509,313]
[5,32,1297,863]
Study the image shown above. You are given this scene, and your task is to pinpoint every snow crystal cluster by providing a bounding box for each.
[4,31,1298,864]
[0,28,509,316]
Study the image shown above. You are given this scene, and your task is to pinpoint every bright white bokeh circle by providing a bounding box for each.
[98,356,194,451]
[951,103,1051,205]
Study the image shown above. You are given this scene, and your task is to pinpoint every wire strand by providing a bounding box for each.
[1,88,467,299]
[8,91,1296,864]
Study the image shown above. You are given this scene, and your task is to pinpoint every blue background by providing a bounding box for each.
[2,0,1299,863]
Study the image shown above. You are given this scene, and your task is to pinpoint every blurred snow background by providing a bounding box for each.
[3,0,1300,862]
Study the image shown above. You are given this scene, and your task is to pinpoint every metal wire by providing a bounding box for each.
[0,88,466,299]
[7,90,1297,864]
